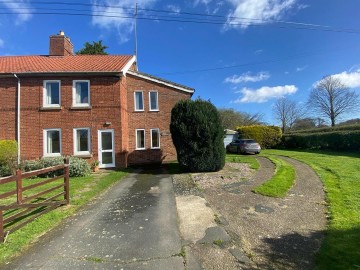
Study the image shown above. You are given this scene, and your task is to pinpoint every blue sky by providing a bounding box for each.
[1,0,360,125]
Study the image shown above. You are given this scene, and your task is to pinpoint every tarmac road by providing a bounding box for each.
[4,169,184,270]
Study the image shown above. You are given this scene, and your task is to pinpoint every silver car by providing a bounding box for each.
[226,139,261,154]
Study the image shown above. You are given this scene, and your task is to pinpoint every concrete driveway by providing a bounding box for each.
[5,169,184,270]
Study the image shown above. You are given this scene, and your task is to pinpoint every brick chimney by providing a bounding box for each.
[49,30,74,56]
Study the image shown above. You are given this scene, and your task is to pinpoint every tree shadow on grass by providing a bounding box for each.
[253,226,360,270]
[253,230,324,270]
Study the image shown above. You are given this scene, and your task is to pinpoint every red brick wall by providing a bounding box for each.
[126,74,192,165]
[0,75,127,167]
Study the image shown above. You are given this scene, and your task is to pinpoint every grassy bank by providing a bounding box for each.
[226,154,259,170]
[0,170,128,265]
[263,149,360,270]
[253,155,295,197]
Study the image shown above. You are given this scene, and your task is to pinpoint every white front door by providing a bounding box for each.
[98,129,115,168]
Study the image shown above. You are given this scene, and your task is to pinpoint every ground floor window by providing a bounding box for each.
[150,129,160,149]
[74,128,90,155]
[136,129,145,150]
[43,129,61,157]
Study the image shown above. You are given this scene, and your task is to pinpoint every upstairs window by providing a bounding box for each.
[43,80,60,107]
[73,80,90,107]
[150,129,160,149]
[134,91,144,111]
[136,129,145,150]
[43,129,61,157]
[149,91,159,111]
[74,128,91,155]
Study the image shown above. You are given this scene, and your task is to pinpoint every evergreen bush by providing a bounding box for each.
[170,99,225,172]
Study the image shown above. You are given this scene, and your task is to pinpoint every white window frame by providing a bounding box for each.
[43,80,61,108]
[134,91,144,111]
[149,91,159,111]
[43,128,62,157]
[72,80,90,107]
[135,129,146,150]
[150,128,160,149]
[73,128,91,156]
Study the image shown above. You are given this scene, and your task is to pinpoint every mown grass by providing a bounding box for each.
[262,149,360,270]
[0,169,128,265]
[253,155,295,197]
[225,154,259,170]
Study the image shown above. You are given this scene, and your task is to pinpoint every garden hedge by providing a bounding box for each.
[236,125,282,149]
[281,130,360,151]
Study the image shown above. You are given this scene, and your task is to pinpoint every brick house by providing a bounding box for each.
[0,32,194,168]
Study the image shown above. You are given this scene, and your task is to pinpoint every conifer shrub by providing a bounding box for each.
[170,99,225,172]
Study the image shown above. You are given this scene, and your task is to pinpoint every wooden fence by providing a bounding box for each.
[0,158,69,243]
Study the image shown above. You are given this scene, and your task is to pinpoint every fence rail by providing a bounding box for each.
[0,158,69,243]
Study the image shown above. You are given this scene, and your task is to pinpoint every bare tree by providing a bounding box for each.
[307,75,359,127]
[273,97,303,133]
[218,108,263,130]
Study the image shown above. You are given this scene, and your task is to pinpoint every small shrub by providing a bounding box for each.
[0,140,18,176]
[22,156,91,177]
[69,157,91,177]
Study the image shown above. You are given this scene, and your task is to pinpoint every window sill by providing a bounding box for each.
[74,153,92,158]
[149,110,159,112]
[134,110,145,112]
[43,154,62,158]
[135,148,146,151]
[40,106,62,111]
[70,106,92,110]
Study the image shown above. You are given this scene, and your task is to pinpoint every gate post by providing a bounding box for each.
[16,169,22,204]
[64,158,70,205]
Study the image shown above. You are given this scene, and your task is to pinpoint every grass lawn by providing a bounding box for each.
[262,149,360,270]
[0,169,128,265]
[226,153,259,170]
[253,155,295,197]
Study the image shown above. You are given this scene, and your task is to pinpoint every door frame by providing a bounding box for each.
[98,129,115,168]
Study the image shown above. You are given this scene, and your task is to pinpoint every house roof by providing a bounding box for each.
[0,55,134,74]
[127,70,195,94]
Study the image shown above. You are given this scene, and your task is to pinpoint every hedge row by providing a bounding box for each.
[287,124,360,135]
[281,130,360,151]
[0,156,91,178]
[236,125,282,149]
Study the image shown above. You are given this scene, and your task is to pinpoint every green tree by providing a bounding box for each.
[76,40,108,55]
[170,99,225,172]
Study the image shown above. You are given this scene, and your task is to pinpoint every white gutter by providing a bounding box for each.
[14,74,20,166]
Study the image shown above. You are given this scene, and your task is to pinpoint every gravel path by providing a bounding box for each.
[187,156,327,269]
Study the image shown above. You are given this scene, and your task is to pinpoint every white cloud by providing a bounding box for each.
[332,69,360,88]
[225,0,297,29]
[92,0,157,43]
[194,0,213,6]
[0,0,33,24]
[167,4,181,13]
[225,71,270,84]
[296,65,308,72]
[254,49,263,55]
[234,85,297,103]
[0,39,4,48]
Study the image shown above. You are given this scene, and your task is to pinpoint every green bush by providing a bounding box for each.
[170,99,225,172]
[236,125,282,149]
[281,130,360,151]
[22,156,91,177]
[288,124,360,134]
[0,140,18,177]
